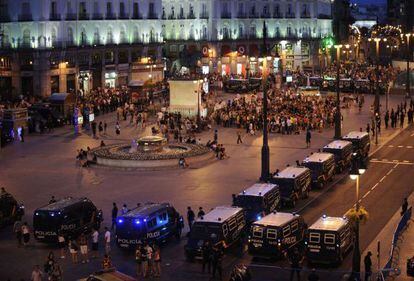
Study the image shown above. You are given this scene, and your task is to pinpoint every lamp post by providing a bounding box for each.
[260,21,270,182]
[334,44,343,139]
[350,153,367,281]
[193,79,203,130]
[405,33,412,100]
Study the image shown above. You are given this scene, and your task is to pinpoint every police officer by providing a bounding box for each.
[211,243,223,280]
[187,207,195,231]
[111,203,118,230]
[201,241,212,274]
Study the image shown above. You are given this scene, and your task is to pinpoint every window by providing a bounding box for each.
[158,212,167,222]
[324,233,335,245]
[228,218,237,231]
[252,226,263,238]
[133,3,139,15]
[309,232,320,243]
[51,1,57,15]
[291,220,298,233]
[106,2,112,14]
[222,224,229,237]
[120,2,125,15]
[283,225,291,237]
[149,3,154,14]
[79,2,86,14]
[21,2,31,14]
[267,228,277,240]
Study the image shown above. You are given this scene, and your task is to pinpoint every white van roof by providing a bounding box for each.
[343,131,369,140]
[323,140,352,150]
[273,166,309,179]
[254,212,299,227]
[309,216,348,232]
[303,152,334,163]
[197,206,243,223]
[239,183,277,197]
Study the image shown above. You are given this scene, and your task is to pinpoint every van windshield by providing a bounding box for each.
[323,148,341,158]
[33,210,62,230]
[191,223,222,241]
[116,218,146,238]
[234,195,263,210]
[303,162,323,172]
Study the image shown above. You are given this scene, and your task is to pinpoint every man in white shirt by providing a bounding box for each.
[104,227,111,255]
[91,228,99,258]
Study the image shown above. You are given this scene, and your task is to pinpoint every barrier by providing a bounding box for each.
[382,206,412,278]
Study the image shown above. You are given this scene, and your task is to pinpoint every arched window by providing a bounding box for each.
[238,24,244,38]
[202,25,207,40]
[189,25,195,40]
[149,28,155,43]
[287,26,292,37]
[133,26,140,43]
[222,26,230,40]
[250,25,256,39]
[107,28,113,44]
[67,27,74,45]
[93,28,100,45]
[161,25,166,39]
[80,28,87,45]
[51,28,57,47]
[22,29,31,47]
[120,26,127,44]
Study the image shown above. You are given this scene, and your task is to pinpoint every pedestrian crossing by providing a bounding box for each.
[387,145,413,149]
[370,159,414,165]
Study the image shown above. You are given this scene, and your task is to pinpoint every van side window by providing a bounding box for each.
[228,218,237,232]
[324,233,335,245]
[236,213,245,228]
[222,224,229,237]
[283,225,291,237]
[252,226,263,238]
[158,212,167,222]
[147,217,157,229]
[267,228,277,240]
[291,220,298,233]
[309,232,320,243]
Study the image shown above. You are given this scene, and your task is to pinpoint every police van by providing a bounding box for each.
[248,212,306,259]
[115,202,183,249]
[33,197,103,243]
[306,216,353,265]
[302,153,336,188]
[185,206,246,260]
[342,131,370,159]
[322,140,353,173]
[232,183,281,223]
[0,192,24,227]
[270,167,312,207]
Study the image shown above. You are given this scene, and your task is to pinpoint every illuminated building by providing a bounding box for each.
[0,0,332,97]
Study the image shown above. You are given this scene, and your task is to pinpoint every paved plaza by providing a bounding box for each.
[0,93,413,281]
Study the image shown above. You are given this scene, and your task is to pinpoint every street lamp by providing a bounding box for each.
[334,44,343,139]
[193,79,203,131]
[404,33,412,100]
[350,153,367,280]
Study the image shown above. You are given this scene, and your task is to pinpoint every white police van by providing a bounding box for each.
[116,203,183,249]
[185,206,246,260]
[232,183,281,223]
[322,140,353,173]
[342,131,370,159]
[302,152,336,188]
[270,166,312,207]
[248,212,306,258]
[306,216,353,265]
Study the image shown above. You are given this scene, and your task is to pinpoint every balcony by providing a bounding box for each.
[92,13,103,20]
[261,13,271,18]
[147,13,158,19]
[221,12,231,19]
[49,13,61,21]
[18,14,33,21]
[236,12,247,18]
[301,13,311,18]
[168,14,176,20]
[118,13,129,19]
[199,12,209,19]
[106,13,117,20]
[187,12,196,19]
[132,13,143,19]
[285,13,296,18]
[79,13,89,20]
[65,13,77,20]
[177,13,185,19]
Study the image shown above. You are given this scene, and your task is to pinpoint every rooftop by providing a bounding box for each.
[238,183,277,197]
[273,166,309,179]
[122,203,170,218]
[303,152,334,163]
[254,212,298,227]
[343,131,369,140]
[309,216,348,231]
[323,140,353,150]
[37,197,88,211]
[196,206,243,223]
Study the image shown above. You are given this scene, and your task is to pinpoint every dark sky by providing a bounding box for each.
[353,0,386,4]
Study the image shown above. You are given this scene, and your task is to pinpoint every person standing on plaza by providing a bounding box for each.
[115,121,121,135]
[121,203,129,215]
[197,207,205,219]
[98,121,103,135]
[401,197,408,216]
[364,251,372,281]
[104,227,111,255]
[201,240,212,274]
[153,243,162,277]
[287,247,303,281]
[57,231,66,259]
[91,120,97,138]
[187,207,195,231]
[384,110,389,129]
[91,228,99,259]
[22,222,30,247]
[400,111,405,128]
[13,218,22,247]
[135,243,143,277]
[78,232,89,263]
[20,126,25,142]
[104,121,108,135]
[68,239,78,264]
[146,242,154,277]
[49,196,57,204]
[30,265,44,281]
[211,243,223,280]
[306,129,311,148]
[236,131,243,144]
[111,202,118,230]
[214,129,218,143]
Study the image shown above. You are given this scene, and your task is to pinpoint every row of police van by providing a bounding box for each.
[184,130,370,265]
[1,131,369,266]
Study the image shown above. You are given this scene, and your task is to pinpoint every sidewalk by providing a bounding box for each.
[362,171,414,279]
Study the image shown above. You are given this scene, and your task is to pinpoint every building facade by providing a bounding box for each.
[0,0,332,98]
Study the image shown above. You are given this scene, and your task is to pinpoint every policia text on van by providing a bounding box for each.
[115,203,183,248]
[33,197,103,242]
[185,206,246,260]
[232,183,281,223]
[305,216,353,265]
[248,212,306,259]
